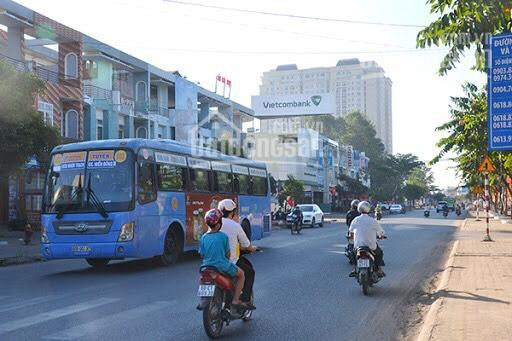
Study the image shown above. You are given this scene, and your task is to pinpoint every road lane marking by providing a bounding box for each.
[0,298,119,334]
[0,295,59,313]
[42,301,176,340]
[0,283,121,314]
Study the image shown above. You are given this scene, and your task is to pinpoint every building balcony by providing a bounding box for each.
[83,84,112,101]
[148,104,169,118]
[0,53,59,83]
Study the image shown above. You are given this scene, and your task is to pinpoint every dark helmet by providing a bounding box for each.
[350,199,360,210]
[205,208,223,228]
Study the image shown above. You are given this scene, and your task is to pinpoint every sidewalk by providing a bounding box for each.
[418,213,512,340]
[0,225,42,266]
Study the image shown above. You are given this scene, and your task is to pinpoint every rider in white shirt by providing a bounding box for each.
[348,201,386,277]
[218,199,257,309]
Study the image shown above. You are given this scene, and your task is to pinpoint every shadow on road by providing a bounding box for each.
[43,251,201,277]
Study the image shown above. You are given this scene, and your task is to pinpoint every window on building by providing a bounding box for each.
[118,125,125,139]
[136,81,147,102]
[157,164,186,191]
[39,111,53,126]
[63,109,78,139]
[136,126,147,139]
[83,60,98,80]
[64,53,78,79]
[97,119,103,140]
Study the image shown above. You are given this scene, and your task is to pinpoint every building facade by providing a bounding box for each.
[0,0,253,225]
[246,127,369,207]
[258,59,393,153]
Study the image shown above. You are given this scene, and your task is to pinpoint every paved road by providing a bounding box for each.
[0,210,460,341]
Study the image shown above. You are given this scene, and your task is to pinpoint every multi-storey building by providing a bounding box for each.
[0,0,253,225]
[246,127,369,206]
[258,59,393,153]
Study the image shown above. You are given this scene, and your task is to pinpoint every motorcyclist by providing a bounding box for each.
[218,199,257,309]
[375,202,382,219]
[346,199,360,228]
[348,201,386,278]
[442,203,449,215]
[199,208,246,308]
[291,205,304,228]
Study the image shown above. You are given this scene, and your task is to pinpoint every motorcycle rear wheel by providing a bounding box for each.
[360,271,370,296]
[203,287,224,339]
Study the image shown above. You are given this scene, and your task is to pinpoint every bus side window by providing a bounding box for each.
[252,176,268,196]
[189,168,210,192]
[138,161,157,204]
[214,171,233,193]
[238,174,251,195]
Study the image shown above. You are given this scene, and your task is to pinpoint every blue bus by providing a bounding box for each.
[40,139,271,268]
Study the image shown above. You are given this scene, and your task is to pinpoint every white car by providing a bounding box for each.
[389,204,404,214]
[287,204,324,227]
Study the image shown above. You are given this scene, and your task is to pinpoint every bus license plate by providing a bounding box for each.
[357,259,370,268]
[197,285,215,297]
[71,245,92,253]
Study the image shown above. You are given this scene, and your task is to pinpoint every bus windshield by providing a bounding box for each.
[44,149,134,214]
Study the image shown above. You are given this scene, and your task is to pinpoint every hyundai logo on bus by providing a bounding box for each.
[74,223,88,233]
[251,93,335,118]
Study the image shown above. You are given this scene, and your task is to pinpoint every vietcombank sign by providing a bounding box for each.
[251,94,335,117]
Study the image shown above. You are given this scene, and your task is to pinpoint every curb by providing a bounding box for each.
[416,218,467,341]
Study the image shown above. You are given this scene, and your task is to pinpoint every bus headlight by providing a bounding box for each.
[118,222,135,242]
[41,227,49,244]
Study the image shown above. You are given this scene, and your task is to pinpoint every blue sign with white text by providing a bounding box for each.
[488,33,512,150]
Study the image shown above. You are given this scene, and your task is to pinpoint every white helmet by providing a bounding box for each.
[357,201,371,214]
[218,199,237,212]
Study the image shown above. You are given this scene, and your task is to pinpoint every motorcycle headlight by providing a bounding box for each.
[41,226,49,244]
[118,222,135,242]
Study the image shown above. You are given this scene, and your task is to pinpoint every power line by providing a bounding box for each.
[161,0,426,28]
[105,1,412,49]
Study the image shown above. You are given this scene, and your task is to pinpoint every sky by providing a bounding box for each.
[13,0,487,189]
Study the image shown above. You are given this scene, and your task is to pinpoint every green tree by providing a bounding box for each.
[0,60,60,180]
[417,0,512,75]
[341,112,385,163]
[280,175,305,205]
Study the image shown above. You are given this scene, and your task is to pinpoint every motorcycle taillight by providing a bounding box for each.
[200,271,216,283]
[358,252,369,258]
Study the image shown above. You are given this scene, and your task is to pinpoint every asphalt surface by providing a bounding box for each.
[0,210,460,341]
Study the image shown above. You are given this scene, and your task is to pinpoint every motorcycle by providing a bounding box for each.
[354,236,387,296]
[443,210,448,218]
[197,256,256,339]
[456,208,461,216]
[424,210,430,218]
[344,231,355,265]
[375,211,382,221]
[289,214,302,234]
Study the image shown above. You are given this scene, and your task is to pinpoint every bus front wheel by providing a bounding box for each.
[158,226,183,266]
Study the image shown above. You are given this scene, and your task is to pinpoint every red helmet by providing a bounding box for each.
[204,208,223,227]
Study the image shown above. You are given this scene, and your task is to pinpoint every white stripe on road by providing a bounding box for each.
[0,283,122,314]
[0,295,59,313]
[43,301,176,340]
[0,298,119,334]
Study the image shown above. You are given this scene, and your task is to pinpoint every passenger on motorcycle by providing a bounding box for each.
[218,199,257,309]
[346,199,360,228]
[348,201,386,278]
[199,208,246,308]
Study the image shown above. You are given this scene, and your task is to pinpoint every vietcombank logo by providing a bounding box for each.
[262,95,322,109]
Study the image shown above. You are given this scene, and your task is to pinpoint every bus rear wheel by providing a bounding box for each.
[158,227,183,266]
[86,258,110,268]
